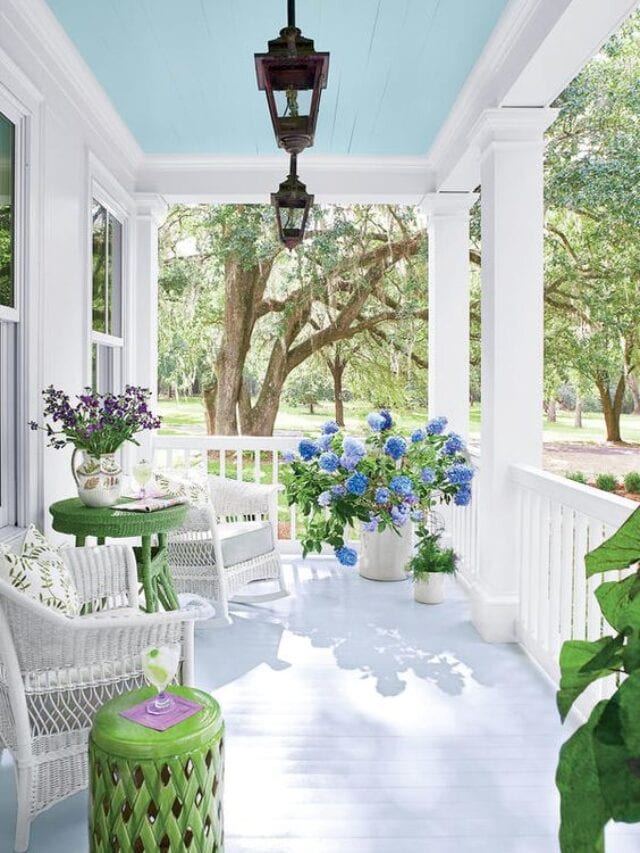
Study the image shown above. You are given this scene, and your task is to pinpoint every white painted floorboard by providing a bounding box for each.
[1,558,639,852]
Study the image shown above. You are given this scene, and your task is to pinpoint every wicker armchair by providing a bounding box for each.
[167,475,288,624]
[0,544,211,852]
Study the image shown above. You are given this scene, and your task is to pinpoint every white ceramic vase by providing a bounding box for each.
[413,573,447,605]
[72,450,122,508]
[359,524,412,582]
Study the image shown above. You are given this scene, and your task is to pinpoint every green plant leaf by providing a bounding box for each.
[593,671,640,824]
[585,507,640,577]
[596,575,640,632]
[556,700,609,853]
[557,638,622,722]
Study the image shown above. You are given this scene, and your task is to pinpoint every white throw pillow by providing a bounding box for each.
[154,468,211,508]
[0,525,80,617]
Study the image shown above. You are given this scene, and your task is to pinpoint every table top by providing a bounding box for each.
[49,497,189,538]
[91,686,223,759]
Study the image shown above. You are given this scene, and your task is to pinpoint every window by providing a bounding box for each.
[0,109,17,529]
[91,199,124,393]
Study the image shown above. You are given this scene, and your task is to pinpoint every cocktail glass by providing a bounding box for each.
[133,459,153,499]
[141,644,181,715]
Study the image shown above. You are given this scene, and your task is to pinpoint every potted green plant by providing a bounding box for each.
[556,506,640,850]
[408,527,458,604]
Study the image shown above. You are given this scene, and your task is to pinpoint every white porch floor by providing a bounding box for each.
[2,558,640,853]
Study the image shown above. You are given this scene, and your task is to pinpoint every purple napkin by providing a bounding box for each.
[120,694,203,731]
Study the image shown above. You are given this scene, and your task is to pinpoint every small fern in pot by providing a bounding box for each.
[409,526,458,605]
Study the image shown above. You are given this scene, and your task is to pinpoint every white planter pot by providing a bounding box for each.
[73,450,122,508]
[413,573,447,605]
[359,524,412,582]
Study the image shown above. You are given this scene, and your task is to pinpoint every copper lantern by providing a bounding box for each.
[255,0,329,154]
[271,154,314,249]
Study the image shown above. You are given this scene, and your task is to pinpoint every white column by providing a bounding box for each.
[422,193,477,440]
[473,108,557,642]
[133,194,167,458]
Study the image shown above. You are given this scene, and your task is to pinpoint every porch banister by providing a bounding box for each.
[421,192,477,441]
[472,107,558,643]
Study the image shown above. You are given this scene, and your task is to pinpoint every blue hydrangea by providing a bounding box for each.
[343,437,366,459]
[366,412,385,432]
[281,449,296,463]
[446,463,474,485]
[317,433,334,452]
[375,487,390,504]
[426,416,448,435]
[346,472,369,496]
[317,491,332,507]
[379,409,393,431]
[331,484,346,496]
[299,439,319,461]
[384,435,407,460]
[390,504,409,526]
[443,432,465,455]
[411,428,426,443]
[454,485,472,507]
[335,546,358,567]
[340,454,359,472]
[421,467,436,484]
[410,510,425,522]
[319,451,340,473]
[390,475,413,496]
[361,515,381,533]
[321,420,340,435]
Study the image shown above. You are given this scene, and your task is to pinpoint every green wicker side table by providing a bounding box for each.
[89,686,224,853]
[50,498,189,612]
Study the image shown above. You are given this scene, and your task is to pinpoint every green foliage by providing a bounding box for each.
[595,473,618,493]
[566,471,588,484]
[283,361,332,412]
[556,506,640,851]
[408,529,457,579]
[624,472,640,494]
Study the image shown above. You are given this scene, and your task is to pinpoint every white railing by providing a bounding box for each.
[449,448,481,587]
[511,464,636,716]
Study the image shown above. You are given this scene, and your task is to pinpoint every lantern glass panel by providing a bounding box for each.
[282,204,305,235]
[274,87,312,122]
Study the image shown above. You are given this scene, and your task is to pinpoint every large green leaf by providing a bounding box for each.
[593,671,640,823]
[585,508,640,577]
[596,575,640,632]
[557,701,610,853]
[557,637,623,722]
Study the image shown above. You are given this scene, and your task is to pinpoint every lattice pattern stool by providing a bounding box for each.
[89,686,224,852]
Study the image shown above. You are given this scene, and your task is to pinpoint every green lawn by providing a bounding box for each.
[158,397,640,445]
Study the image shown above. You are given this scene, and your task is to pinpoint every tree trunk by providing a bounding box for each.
[309,401,315,414]
[596,374,625,443]
[574,396,583,429]
[330,359,346,426]
[237,379,252,434]
[546,399,557,423]
[203,381,217,435]
[627,373,640,415]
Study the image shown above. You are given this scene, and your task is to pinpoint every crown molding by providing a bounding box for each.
[471,107,559,154]
[1,0,143,180]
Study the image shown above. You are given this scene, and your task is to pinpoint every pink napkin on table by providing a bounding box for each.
[120,695,203,731]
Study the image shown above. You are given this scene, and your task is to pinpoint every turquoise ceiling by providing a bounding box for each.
[45,0,509,157]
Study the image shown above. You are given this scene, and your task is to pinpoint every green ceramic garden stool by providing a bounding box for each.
[89,686,225,853]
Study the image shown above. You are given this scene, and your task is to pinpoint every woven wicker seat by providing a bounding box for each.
[167,475,288,624]
[0,544,211,852]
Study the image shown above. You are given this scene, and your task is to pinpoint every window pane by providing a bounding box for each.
[0,112,15,309]
[92,342,121,395]
[92,201,107,332]
[108,213,122,337]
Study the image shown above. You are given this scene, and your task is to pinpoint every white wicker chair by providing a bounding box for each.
[0,544,211,852]
[167,475,288,624]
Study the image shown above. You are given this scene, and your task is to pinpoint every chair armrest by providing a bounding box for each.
[62,545,138,609]
[209,476,279,518]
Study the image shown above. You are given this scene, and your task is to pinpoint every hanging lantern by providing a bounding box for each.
[271,154,314,249]
[255,0,329,154]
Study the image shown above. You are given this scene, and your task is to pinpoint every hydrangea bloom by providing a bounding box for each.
[335,546,358,567]
[421,467,436,484]
[299,439,319,461]
[375,487,390,504]
[361,515,381,533]
[317,433,334,452]
[426,416,448,435]
[390,504,409,526]
[318,491,332,507]
[321,420,340,435]
[281,449,296,464]
[366,412,385,432]
[343,437,366,459]
[411,428,426,443]
[443,433,465,455]
[331,484,346,496]
[346,472,369,496]
[340,454,359,472]
[319,451,340,473]
[390,475,413,496]
[446,463,474,485]
[384,435,407,460]
[454,485,472,506]
[379,409,393,431]
[411,510,425,522]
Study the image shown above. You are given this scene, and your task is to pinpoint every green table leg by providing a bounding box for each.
[139,534,158,613]
[156,533,180,611]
